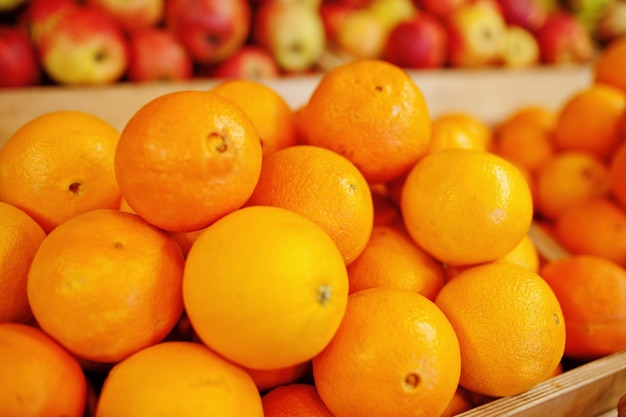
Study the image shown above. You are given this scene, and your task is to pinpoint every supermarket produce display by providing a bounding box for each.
[1,0,626,87]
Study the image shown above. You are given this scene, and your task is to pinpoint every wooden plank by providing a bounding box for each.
[0,66,592,149]
[456,350,626,417]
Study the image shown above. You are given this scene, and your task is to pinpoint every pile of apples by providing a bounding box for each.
[0,0,624,88]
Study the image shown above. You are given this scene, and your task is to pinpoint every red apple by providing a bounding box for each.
[381,12,449,69]
[210,45,280,79]
[319,2,356,42]
[535,11,594,65]
[446,1,507,67]
[36,4,129,85]
[126,27,192,82]
[414,0,470,20]
[85,0,164,32]
[0,25,41,88]
[164,0,251,65]
[252,1,326,72]
[496,0,548,33]
[20,0,75,43]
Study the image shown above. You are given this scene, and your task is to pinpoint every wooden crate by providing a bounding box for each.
[2,65,623,416]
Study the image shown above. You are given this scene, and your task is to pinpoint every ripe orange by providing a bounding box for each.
[610,140,626,210]
[0,202,46,323]
[245,361,312,393]
[401,149,534,266]
[114,90,263,232]
[183,205,349,370]
[499,105,557,132]
[553,83,626,160]
[245,144,373,265]
[301,59,431,183]
[0,110,121,233]
[427,114,492,154]
[95,341,264,417]
[346,225,445,300]
[27,209,185,363]
[0,322,87,417]
[534,150,611,220]
[210,78,298,157]
[432,112,494,152]
[435,262,565,397]
[312,287,461,417]
[554,197,626,267]
[594,35,626,93]
[494,116,555,173]
[262,383,335,417]
[540,255,626,360]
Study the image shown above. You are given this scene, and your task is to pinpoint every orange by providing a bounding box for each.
[594,35,626,93]
[27,209,185,363]
[432,112,494,152]
[494,116,555,173]
[534,150,611,220]
[183,205,349,370]
[427,114,492,154]
[553,83,626,160]
[499,105,557,132]
[0,202,46,323]
[262,383,335,417]
[301,59,431,183]
[0,110,121,233]
[313,288,460,417]
[95,341,264,417]
[610,140,626,210]
[210,78,298,157]
[440,386,475,417]
[346,225,445,300]
[245,361,312,393]
[114,90,263,232]
[435,262,565,397]
[401,149,534,266]
[245,144,373,265]
[540,255,626,360]
[0,322,87,417]
[554,197,626,267]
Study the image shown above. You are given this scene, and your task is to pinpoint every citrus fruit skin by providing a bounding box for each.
[435,263,566,398]
[0,202,46,323]
[302,59,432,183]
[27,209,185,363]
[183,205,349,371]
[0,322,87,417]
[114,90,263,233]
[262,383,335,417]
[312,287,461,417]
[594,35,626,93]
[95,341,264,417]
[0,110,121,233]
[401,149,534,266]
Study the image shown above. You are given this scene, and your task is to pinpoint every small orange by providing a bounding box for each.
[183,205,349,370]
[27,209,185,363]
[210,78,298,157]
[499,105,557,132]
[301,59,431,183]
[401,149,534,266]
[494,117,555,173]
[114,90,263,232]
[245,144,374,265]
[594,35,626,93]
[610,140,626,210]
[0,202,46,323]
[95,341,264,417]
[0,322,87,417]
[245,361,312,393]
[534,150,611,220]
[432,112,494,152]
[312,287,461,417]
[540,255,626,360]
[427,114,492,154]
[553,83,626,160]
[435,262,565,397]
[0,110,121,233]
[554,197,626,267]
[346,225,445,300]
[262,383,335,417]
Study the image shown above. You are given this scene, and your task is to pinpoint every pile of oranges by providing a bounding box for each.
[1,33,626,417]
